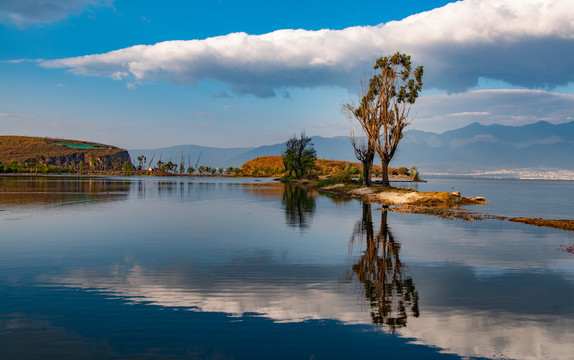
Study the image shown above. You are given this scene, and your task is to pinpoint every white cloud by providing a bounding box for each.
[195,111,215,119]
[0,0,113,27]
[448,112,490,117]
[38,0,574,97]
[413,89,574,132]
[1,58,43,64]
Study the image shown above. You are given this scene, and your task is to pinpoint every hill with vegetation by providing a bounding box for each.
[0,136,133,174]
[241,156,412,179]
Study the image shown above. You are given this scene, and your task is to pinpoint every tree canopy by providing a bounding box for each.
[282,131,317,180]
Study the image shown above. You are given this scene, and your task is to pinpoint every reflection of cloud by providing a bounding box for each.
[403,311,574,360]
[44,262,574,360]
[45,265,369,324]
[39,0,574,96]
[0,0,113,27]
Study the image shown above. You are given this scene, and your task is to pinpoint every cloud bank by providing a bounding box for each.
[0,0,113,26]
[39,0,574,96]
[414,89,574,131]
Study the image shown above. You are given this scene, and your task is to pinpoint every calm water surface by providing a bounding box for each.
[397,176,574,219]
[1,175,573,359]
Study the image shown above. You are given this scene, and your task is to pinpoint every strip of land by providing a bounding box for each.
[289,179,574,232]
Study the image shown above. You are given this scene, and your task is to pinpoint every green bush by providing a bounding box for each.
[345,165,359,175]
[398,167,410,176]
[410,166,420,181]
[328,167,353,184]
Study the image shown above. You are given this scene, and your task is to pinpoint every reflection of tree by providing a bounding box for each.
[350,203,419,332]
[282,184,316,229]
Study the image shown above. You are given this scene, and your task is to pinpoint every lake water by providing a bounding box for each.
[1,175,573,360]
[397,176,574,219]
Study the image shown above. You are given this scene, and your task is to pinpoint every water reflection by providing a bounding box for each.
[3,177,574,359]
[282,184,317,229]
[0,175,130,210]
[350,204,419,332]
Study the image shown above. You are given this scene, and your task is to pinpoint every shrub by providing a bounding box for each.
[398,167,410,176]
[327,167,353,184]
[122,161,133,175]
[410,166,420,181]
[345,165,359,175]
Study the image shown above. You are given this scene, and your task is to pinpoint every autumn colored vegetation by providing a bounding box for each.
[0,136,122,162]
[240,155,413,179]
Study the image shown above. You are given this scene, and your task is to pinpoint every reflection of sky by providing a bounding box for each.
[391,213,574,273]
[398,177,574,219]
[2,177,574,359]
[44,259,574,360]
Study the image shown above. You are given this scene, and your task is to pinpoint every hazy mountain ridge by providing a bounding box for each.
[397,120,574,172]
[129,121,574,173]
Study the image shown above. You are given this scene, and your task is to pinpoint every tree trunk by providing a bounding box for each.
[381,160,390,187]
[362,150,375,187]
[362,157,373,186]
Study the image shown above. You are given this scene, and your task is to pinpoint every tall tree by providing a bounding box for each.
[282,131,317,180]
[137,155,146,171]
[347,52,423,187]
[371,52,423,187]
[345,79,379,186]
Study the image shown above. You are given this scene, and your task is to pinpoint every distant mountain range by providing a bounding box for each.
[129,120,574,174]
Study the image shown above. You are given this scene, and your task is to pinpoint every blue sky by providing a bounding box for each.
[1,0,574,149]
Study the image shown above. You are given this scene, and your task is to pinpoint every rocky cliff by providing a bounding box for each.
[0,136,133,171]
